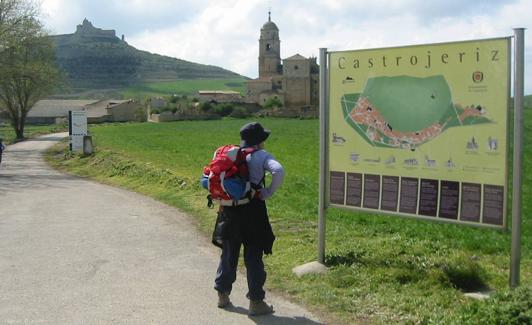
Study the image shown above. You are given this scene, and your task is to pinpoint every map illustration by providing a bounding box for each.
[341,75,492,150]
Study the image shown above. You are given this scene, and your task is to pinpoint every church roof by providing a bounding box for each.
[284,53,307,60]
[261,11,278,30]
[262,21,278,30]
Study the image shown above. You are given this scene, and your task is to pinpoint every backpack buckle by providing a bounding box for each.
[207,195,214,209]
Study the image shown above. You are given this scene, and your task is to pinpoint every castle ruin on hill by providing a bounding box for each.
[75,18,122,40]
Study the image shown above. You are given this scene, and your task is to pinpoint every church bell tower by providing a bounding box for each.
[258,11,281,78]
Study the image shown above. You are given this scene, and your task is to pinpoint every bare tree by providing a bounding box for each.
[0,0,60,139]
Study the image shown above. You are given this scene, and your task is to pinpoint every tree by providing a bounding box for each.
[200,101,213,113]
[0,0,61,139]
[0,0,37,43]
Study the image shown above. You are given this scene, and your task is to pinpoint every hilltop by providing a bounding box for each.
[51,19,242,91]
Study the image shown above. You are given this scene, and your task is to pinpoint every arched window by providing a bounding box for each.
[266,43,271,51]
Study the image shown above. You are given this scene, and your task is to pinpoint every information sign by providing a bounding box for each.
[69,111,87,152]
[327,38,510,228]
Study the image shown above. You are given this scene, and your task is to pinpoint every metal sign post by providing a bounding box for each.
[318,47,328,264]
[292,49,330,276]
[510,28,525,288]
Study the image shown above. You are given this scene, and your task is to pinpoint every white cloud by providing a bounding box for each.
[40,0,532,93]
[40,0,82,34]
[127,0,264,76]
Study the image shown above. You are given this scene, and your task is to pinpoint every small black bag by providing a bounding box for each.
[212,209,227,248]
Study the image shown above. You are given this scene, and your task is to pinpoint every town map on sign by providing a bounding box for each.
[341,75,492,151]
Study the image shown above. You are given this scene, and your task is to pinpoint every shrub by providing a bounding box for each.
[213,103,234,116]
[152,104,175,114]
[200,102,213,112]
[134,107,147,122]
[264,97,283,109]
[211,103,234,116]
[229,106,249,118]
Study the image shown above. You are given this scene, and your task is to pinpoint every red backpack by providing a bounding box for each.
[202,145,257,207]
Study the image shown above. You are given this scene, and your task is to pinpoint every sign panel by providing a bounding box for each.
[327,38,510,228]
[69,111,87,152]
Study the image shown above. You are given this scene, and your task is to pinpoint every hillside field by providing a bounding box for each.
[47,115,531,324]
[119,77,248,99]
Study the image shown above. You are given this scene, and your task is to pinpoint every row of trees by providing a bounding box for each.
[0,0,60,139]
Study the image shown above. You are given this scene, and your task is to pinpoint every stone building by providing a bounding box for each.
[105,100,143,122]
[76,18,118,40]
[246,13,319,110]
[198,91,242,103]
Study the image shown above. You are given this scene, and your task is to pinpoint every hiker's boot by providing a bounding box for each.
[249,300,274,316]
[217,292,231,308]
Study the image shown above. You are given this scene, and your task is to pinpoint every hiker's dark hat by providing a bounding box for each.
[240,122,270,147]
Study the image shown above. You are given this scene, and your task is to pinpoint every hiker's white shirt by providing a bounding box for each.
[246,149,284,200]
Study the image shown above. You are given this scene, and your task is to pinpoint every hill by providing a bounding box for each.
[525,94,532,108]
[51,19,242,91]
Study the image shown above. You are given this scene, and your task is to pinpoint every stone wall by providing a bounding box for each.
[149,113,221,123]
[283,77,311,107]
[258,106,318,118]
[246,79,273,103]
[258,93,284,106]
[283,59,310,78]
[109,101,143,122]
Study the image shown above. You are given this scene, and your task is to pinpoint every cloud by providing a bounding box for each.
[40,0,205,35]
[127,0,265,76]
[40,0,532,92]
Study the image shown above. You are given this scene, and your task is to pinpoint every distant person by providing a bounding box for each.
[214,122,285,316]
[0,138,4,165]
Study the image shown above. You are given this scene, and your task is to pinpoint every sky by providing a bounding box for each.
[39,0,532,94]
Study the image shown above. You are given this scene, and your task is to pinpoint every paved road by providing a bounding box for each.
[0,134,323,325]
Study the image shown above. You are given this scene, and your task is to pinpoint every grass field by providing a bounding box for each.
[119,77,248,99]
[46,116,531,324]
[524,95,532,109]
[0,124,67,144]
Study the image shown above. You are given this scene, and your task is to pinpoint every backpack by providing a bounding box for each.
[201,145,257,207]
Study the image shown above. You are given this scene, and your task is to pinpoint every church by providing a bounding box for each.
[246,13,319,110]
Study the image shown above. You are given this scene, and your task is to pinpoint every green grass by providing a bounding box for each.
[46,116,532,324]
[524,95,532,109]
[120,77,248,99]
[0,124,67,144]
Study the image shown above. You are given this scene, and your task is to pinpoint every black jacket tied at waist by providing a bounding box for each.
[219,198,275,254]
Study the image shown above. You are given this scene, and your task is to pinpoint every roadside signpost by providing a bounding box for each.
[316,29,525,287]
[68,110,87,152]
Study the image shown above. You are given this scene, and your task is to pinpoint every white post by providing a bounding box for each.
[510,28,525,288]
